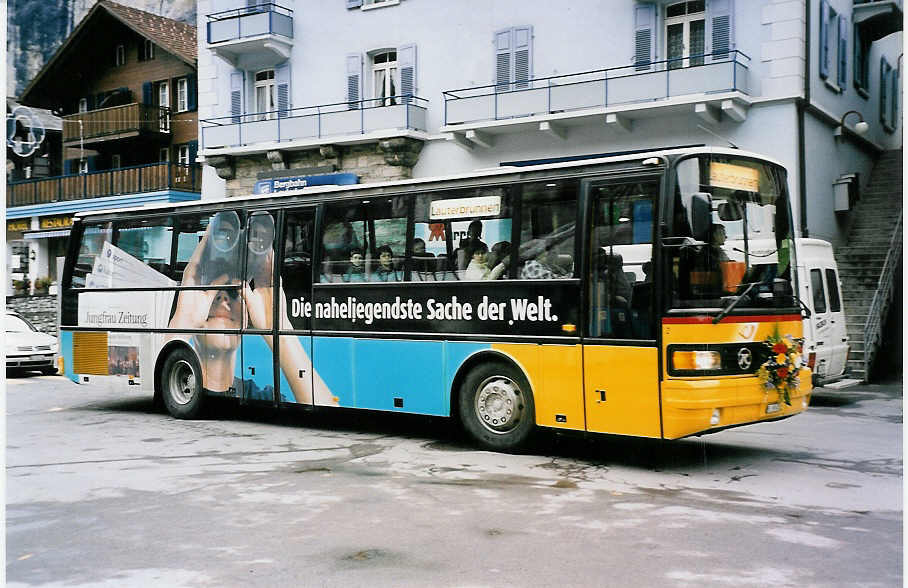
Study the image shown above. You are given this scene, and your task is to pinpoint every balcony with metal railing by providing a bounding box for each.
[206,3,293,69]
[853,0,903,42]
[62,103,171,146]
[6,163,201,208]
[201,95,428,152]
[442,51,751,146]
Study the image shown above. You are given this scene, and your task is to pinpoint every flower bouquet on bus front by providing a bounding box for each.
[756,328,805,406]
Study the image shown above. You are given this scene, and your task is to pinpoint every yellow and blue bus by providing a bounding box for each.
[60,146,811,451]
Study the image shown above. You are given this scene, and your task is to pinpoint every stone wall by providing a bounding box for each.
[6,294,58,335]
[210,138,424,198]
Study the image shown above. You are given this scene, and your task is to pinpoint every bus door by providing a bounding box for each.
[275,207,319,406]
[240,210,281,404]
[582,178,662,437]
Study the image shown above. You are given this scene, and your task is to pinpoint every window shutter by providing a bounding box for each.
[708,0,734,62]
[634,3,656,71]
[347,0,363,8]
[230,72,243,123]
[188,140,198,164]
[86,156,98,172]
[513,26,532,89]
[275,64,291,118]
[880,58,890,126]
[346,53,362,109]
[837,15,847,88]
[398,44,417,103]
[819,0,829,79]
[63,159,73,175]
[494,28,512,91]
[142,82,153,105]
[187,74,197,111]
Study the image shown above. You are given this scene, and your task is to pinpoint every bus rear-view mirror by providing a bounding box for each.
[718,201,744,221]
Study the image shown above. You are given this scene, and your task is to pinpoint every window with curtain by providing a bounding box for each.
[372,51,398,106]
[664,1,706,69]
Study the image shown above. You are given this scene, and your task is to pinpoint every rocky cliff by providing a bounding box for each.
[7,0,196,97]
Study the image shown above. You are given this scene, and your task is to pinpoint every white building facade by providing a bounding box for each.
[196,0,902,246]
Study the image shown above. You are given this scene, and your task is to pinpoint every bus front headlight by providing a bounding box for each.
[672,350,722,371]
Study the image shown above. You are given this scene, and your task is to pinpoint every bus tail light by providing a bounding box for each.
[807,351,817,370]
[710,409,721,425]
[672,350,721,371]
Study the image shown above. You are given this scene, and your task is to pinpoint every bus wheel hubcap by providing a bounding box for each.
[475,376,523,434]
[169,360,196,405]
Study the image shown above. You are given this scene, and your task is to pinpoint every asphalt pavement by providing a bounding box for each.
[5,371,903,587]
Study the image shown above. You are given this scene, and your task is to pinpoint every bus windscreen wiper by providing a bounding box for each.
[712,281,759,324]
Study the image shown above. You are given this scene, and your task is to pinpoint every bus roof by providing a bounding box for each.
[74,146,785,220]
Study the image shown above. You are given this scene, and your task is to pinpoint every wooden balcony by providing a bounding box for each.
[7,163,200,208]
[62,103,171,146]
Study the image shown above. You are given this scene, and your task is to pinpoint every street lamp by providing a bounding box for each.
[834,110,870,141]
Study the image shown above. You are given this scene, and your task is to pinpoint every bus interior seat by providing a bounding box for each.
[435,253,459,280]
[555,254,573,273]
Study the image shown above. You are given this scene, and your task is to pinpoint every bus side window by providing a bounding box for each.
[113,216,174,279]
[516,179,578,280]
[411,195,446,282]
[172,211,244,286]
[322,198,407,283]
[70,221,113,288]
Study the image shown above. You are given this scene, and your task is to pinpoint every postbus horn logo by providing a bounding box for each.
[6,106,46,158]
[737,347,753,371]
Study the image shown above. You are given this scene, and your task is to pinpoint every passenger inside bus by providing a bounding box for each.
[343,248,366,282]
[456,220,487,270]
[464,241,509,280]
[411,238,437,282]
[371,245,401,281]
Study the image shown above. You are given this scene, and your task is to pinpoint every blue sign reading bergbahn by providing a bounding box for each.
[253,173,359,195]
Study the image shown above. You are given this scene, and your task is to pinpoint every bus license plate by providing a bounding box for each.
[766,402,781,414]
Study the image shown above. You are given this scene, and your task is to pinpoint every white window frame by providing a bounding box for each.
[115,44,126,66]
[664,1,706,70]
[254,70,276,120]
[177,78,188,112]
[371,50,398,106]
[178,145,190,165]
[143,39,155,61]
[156,81,171,132]
[78,160,88,175]
[157,81,170,109]
[159,147,170,162]
[78,98,88,113]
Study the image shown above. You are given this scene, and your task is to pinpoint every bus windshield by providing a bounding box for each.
[667,155,796,311]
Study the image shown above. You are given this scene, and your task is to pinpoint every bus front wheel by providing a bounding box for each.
[161,348,204,419]
[459,362,535,452]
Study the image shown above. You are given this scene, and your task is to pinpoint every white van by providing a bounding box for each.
[795,239,857,388]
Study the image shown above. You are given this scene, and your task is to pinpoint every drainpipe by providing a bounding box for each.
[796,0,812,238]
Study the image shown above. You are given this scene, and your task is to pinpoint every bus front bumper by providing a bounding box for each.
[661,368,812,439]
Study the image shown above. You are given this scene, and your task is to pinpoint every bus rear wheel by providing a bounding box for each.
[161,348,204,419]
[459,362,535,452]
